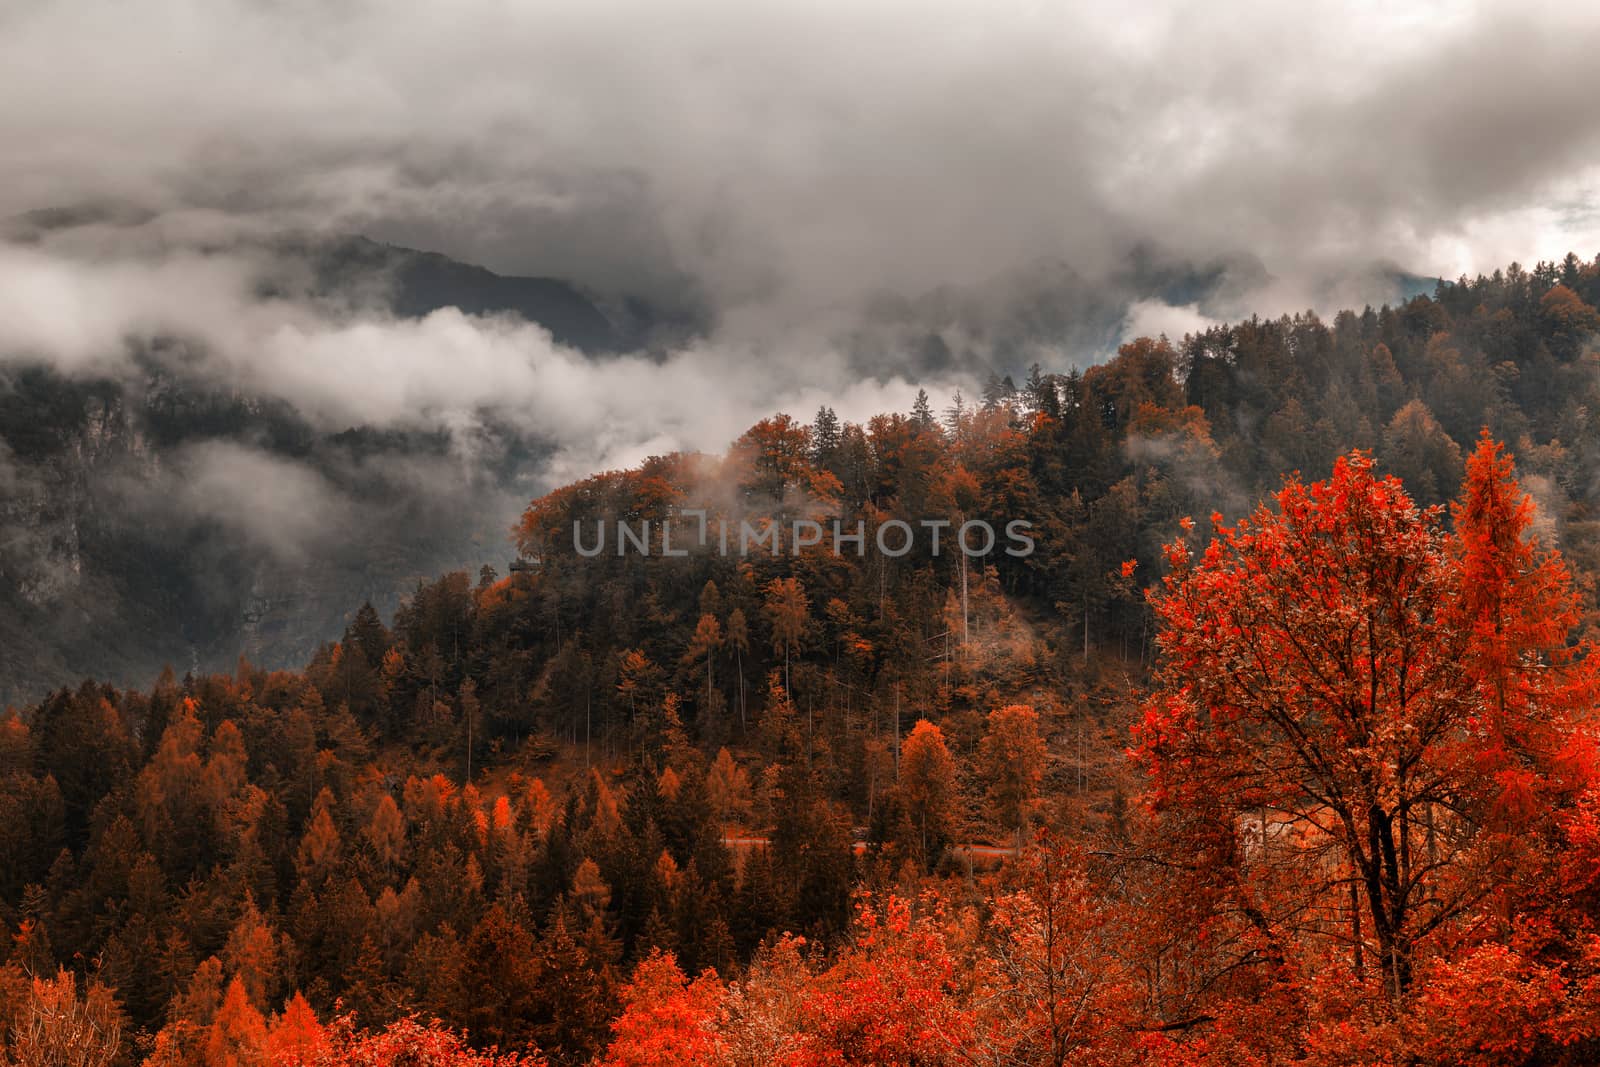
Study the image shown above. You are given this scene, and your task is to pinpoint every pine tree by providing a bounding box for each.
[462,905,542,1050]
[811,405,842,465]
[942,389,969,445]
[534,910,617,1063]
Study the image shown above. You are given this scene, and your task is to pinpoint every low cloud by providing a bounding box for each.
[160,442,350,563]
[0,239,950,496]
[1121,300,1222,346]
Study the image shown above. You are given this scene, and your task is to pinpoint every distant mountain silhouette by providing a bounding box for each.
[303,235,631,352]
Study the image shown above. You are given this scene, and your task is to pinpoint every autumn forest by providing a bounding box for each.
[8,256,1600,1067]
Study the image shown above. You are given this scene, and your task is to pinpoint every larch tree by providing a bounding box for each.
[294,789,342,887]
[898,719,958,866]
[764,578,808,700]
[362,793,407,874]
[263,993,327,1067]
[203,977,267,1067]
[706,748,751,828]
[686,613,723,718]
[979,704,1048,847]
[221,895,285,1016]
[726,608,750,731]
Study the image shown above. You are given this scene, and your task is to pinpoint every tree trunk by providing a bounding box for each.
[959,548,970,658]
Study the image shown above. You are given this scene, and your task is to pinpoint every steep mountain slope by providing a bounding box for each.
[0,218,1505,707]
[0,223,637,705]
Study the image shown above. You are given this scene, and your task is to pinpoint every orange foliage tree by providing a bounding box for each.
[597,951,723,1067]
[978,704,1047,846]
[331,1017,541,1067]
[898,720,958,867]
[983,836,1140,1066]
[788,896,973,1067]
[1133,438,1600,1051]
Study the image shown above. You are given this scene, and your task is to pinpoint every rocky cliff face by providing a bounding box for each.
[0,231,603,705]
[0,364,534,705]
[1,377,173,702]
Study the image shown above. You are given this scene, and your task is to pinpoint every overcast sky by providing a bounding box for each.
[2,0,1600,486]
[4,0,1599,311]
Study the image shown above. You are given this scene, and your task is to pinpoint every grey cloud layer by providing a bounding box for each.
[4,0,1598,321]
[0,240,932,493]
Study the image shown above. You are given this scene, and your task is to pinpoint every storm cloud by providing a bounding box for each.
[1,0,1597,328]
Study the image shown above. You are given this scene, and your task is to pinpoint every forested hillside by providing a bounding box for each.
[3,253,1600,1067]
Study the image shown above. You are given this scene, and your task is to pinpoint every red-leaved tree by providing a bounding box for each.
[1134,438,1598,1040]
